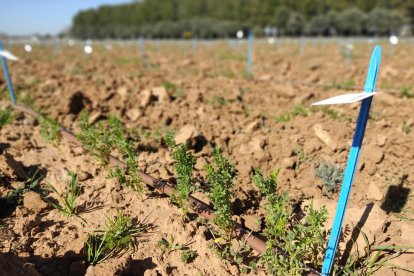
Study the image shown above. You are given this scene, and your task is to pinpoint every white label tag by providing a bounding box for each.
[0,50,19,61]
[312,92,376,106]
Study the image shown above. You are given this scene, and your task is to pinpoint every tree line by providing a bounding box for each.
[71,0,414,39]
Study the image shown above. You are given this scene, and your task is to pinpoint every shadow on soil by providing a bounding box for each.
[381,175,411,214]
[339,202,374,265]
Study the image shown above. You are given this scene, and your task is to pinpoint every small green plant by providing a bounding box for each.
[165,130,195,217]
[85,212,146,265]
[163,81,184,99]
[209,95,228,107]
[276,105,309,122]
[320,107,351,121]
[47,172,80,217]
[402,119,411,134]
[159,235,185,253]
[181,249,198,263]
[158,235,198,263]
[108,116,143,193]
[254,170,328,275]
[219,69,235,78]
[323,79,356,91]
[38,114,61,145]
[77,112,114,165]
[206,147,236,241]
[295,146,306,170]
[1,170,42,205]
[335,232,414,275]
[315,161,344,197]
[400,87,414,99]
[0,107,13,128]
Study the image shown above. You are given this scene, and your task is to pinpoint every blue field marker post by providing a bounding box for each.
[246,31,253,79]
[321,46,382,276]
[345,44,351,65]
[138,37,147,66]
[0,41,17,105]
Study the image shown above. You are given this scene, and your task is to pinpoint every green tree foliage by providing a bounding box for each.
[71,0,413,38]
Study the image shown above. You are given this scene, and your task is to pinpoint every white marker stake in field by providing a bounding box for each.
[312,92,377,106]
[24,44,32,52]
[389,35,399,45]
[84,45,93,55]
[0,50,19,61]
[237,30,244,39]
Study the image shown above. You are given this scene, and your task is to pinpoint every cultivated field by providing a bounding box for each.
[0,39,413,275]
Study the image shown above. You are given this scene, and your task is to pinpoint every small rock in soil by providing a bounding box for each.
[364,145,384,164]
[244,120,261,133]
[282,157,296,169]
[242,214,261,232]
[88,111,102,125]
[313,124,336,150]
[303,138,321,154]
[78,171,93,181]
[175,125,198,145]
[140,89,152,107]
[126,108,142,121]
[364,160,377,176]
[366,181,383,201]
[152,86,170,104]
[23,191,48,213]
[376,134,387,147]
[186,88,202,104]
[117,86,128,98]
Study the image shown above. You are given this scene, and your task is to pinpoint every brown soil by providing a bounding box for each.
[0,40,413,275]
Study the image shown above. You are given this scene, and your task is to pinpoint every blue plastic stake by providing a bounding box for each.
[345,45,351,65]
[138,37,147,66]
[192,37,197,51]
[247,31,253,79]
[299,37,306,56]
[321,46,382,276]
[138,37,145,59]
[0,41,17,105]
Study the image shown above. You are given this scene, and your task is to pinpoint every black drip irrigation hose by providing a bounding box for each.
[11,103,323,276]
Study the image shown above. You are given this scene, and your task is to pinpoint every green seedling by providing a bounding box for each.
[162,81,184,98]
[78,112,114,165]
[165,130,195,217]
[2,170,42,205]
[315,161,344,197]
[209,95,228,107]
[335,231,414,275]
[85,212,146,265]
[276,105,309,122]
[206,147,236,241]
[295,146,306,170]
[219,69,235,78]
[108,116,143,193]
[0,107,13,128]
[254,170,328,275]
[158,235,197,263]
[323,79,356,91]
[38,114,61,145]
[400,87,414,99]
[181,249,198,263]
[320,107,351,121]
[47,172,80,217]
[402,119,411,134]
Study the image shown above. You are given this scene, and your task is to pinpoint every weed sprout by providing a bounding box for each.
[165,130,195,218]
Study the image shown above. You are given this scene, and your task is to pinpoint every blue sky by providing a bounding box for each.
[0,0,132,35]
